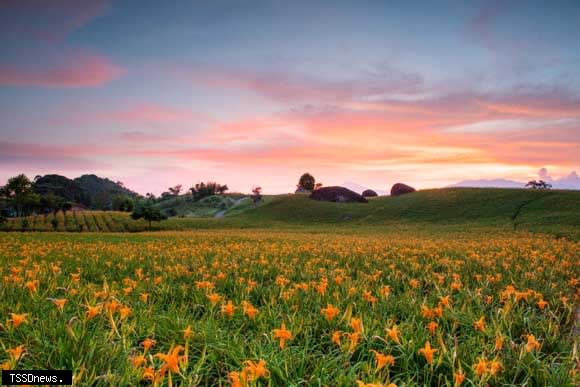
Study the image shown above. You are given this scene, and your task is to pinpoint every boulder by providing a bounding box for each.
[362,189,378,198]
[390,183,416,196]
[309,186,368,203]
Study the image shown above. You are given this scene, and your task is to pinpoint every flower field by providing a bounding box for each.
[1,230,579,386]
[0,211,151,232]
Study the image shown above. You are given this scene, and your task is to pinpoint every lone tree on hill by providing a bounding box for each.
[252,186,262,206]
[297,173,315,192]
[525,180,552,189]
[131,201,167,230]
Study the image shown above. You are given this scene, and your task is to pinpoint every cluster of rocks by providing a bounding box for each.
[304,183,416,203]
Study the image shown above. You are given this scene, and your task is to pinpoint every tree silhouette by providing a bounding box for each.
[168,185,182,196]
[298,173,315,191]
[252,186,262,206]
[525,180,552,189]
[131,201,167,230]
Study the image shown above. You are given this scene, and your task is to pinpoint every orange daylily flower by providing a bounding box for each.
[438,295,451,308]
[321,304,340,321]
[228,370,248,387]
[331,330,342,346]
[385,326,401,344]
[118,306,132,319]
[241,301,258,319]
[207,292,222,305]
[9,313,28,329]
[272,323,293,349]
[473,316,486,332]
[142,366,155,381]
[154,345,184,374]
[184,325,193,340]
[350,318,363,333]
[489,360,502,376]
[243,359,269,380]
[7,345,25,362]
[495,335,504,351]
[525,335,541,352]
[24,280,39,294]
[371,350,395,371]
[52,298,67,311]
[418,341,437,365]
[105,299,121,312]
[356,381,395,387]
[347,332,361,352]
[141,338,156,352]
[474,358,488,377]
[130,354,147,367]
[536,299,548,309]
[454,371,465,385]
[427,321,438,335]
[221,300,235,318]
[86,305,102,320]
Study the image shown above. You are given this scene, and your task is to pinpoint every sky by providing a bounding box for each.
[1,0,579,195]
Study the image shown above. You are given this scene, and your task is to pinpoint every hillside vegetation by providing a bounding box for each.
[2,188,579,238]
[33,174,138,209]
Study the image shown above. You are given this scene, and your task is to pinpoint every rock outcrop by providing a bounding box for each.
[309,186,368,203]
[362,189,378,197]
[390,183,416,196]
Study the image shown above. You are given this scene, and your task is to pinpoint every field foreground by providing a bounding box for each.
[1,230,579,386]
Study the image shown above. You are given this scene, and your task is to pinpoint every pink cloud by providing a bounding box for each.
[4,75,579,193]
[0,52,123,88]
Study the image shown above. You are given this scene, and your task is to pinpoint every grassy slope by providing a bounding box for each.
[2,188,579,238]
[239,188,577,223]
[152,194,273,217]
[231,188,580,238]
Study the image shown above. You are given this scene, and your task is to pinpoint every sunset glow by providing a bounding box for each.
[1,1,579,193]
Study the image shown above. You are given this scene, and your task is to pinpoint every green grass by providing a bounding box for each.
[2,188,579,238]
[152,194,272,218]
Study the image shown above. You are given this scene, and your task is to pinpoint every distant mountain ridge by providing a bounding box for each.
[450,171,580,190]
[342,182,387,196]
[33,174,138,209]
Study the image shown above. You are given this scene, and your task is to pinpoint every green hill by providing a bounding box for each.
[240,188,578,224]
[2,188,579,238]
[151,194,270,217]
[32,174,138,209]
